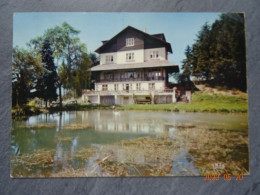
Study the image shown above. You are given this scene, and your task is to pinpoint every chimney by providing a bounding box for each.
[143,27,146,33]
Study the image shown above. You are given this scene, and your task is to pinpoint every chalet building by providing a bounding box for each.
[82,26,180,105]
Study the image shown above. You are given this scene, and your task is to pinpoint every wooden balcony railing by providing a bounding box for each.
[82,89,174,95]
[96,76,165,83]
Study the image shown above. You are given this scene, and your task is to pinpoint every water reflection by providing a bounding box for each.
[171,148,200,176]
[23,110,248,134]
[11,110,249,177]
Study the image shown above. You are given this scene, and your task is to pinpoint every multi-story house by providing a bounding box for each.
[82,26,180,105]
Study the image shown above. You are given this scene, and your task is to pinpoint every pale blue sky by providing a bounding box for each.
[13,12,221,68]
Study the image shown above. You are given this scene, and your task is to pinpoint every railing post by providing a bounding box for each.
[97,94,100,104]
[186,91,192,102]
[114,94,118,105]
[151,91,155,104]
[172,87,177,103]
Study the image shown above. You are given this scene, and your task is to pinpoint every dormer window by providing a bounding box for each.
[106,55,113,63]
[150,51,159,59]
[126,53,134,62]
[126,38,135,47]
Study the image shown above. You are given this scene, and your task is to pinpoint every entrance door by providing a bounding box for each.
[123,97,129,104]
[126,84,129,92]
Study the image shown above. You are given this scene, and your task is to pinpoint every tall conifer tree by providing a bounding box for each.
[36,39,58,108]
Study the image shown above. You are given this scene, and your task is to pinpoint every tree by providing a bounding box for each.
[181,45,193,82]
[35,39,58,108]
[212,13,246,90]
[12,46,43,107]
[89,52,99,67]
[73,52,92,96]
[172,45,193,84]
[89,52,99,89]
[29,22,91,108]
[181,13,246,91]
[193,23,213,81]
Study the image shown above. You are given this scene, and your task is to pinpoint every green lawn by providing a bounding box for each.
[116,92,248,113]
[12,92,248,119]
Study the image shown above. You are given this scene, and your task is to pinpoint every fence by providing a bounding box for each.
[82,89,174,96]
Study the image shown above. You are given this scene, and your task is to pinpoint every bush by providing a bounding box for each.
[215,85,228,91]
[231,88,240,95]
[27,100,36,107]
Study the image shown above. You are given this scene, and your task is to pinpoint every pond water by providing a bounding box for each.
[11,110,249,177]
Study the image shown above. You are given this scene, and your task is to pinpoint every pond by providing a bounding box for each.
[11,110,249,177]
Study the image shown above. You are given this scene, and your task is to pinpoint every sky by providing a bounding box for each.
[13,12,221,68]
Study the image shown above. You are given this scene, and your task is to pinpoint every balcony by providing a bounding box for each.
[96,76,165,83]
[82,89,174,96]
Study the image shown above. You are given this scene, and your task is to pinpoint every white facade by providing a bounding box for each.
[144,47,166,61]
[117,49,144,64]
[96,46,168,94]
[100,47,166,65]
[100,52,117,65]
[96,81,165,92]
[82,27,179,105]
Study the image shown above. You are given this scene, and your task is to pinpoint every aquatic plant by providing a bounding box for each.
[176,127,249,175]
[63,123,89,130]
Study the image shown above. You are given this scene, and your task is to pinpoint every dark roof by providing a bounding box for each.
[151,34,166,41]
[89,60,179,72]
[95,26,172,54]
[101,40,109,45]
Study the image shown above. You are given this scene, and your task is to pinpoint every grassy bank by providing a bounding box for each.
[44,92,249,113]
[117,92,248,113]
[12,92,248,119]
[49,104,112,112]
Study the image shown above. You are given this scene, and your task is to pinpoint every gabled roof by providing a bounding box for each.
[151,33,166,42]
[101,40,109,45]
[89,60,179,72]
[95,26,172,54]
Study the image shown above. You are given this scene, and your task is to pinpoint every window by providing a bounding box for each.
[126,38,134,47]
[126,53,134,61]
[149,70,162,80]
[149,83,155,90]
[114,84,118,91]
[155,72,161,77]
[124,71,135,79]
[136,83,141,90]
[102,84,108,91]
[105,55,114,63]
[104,72,113,80]
[150,51,159,59]
[129,83,133,90]
[125,84,129,92]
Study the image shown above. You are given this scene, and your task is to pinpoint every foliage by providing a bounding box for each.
[73,52,92,96]
[12,22,93,110]
[35,39,58,107]
[89,52,99,67]
[172,45,193,84]
[181,45,192,82]
[181,13,246,91]
[12,46,43,107]
[29,22,92,106]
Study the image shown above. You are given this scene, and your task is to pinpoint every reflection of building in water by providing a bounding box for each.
[80,110,167,134]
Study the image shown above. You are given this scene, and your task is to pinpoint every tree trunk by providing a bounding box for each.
[16,93,19,108]
[45,100,48,109]
[59,85,62,110]
[58,112,62,132]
